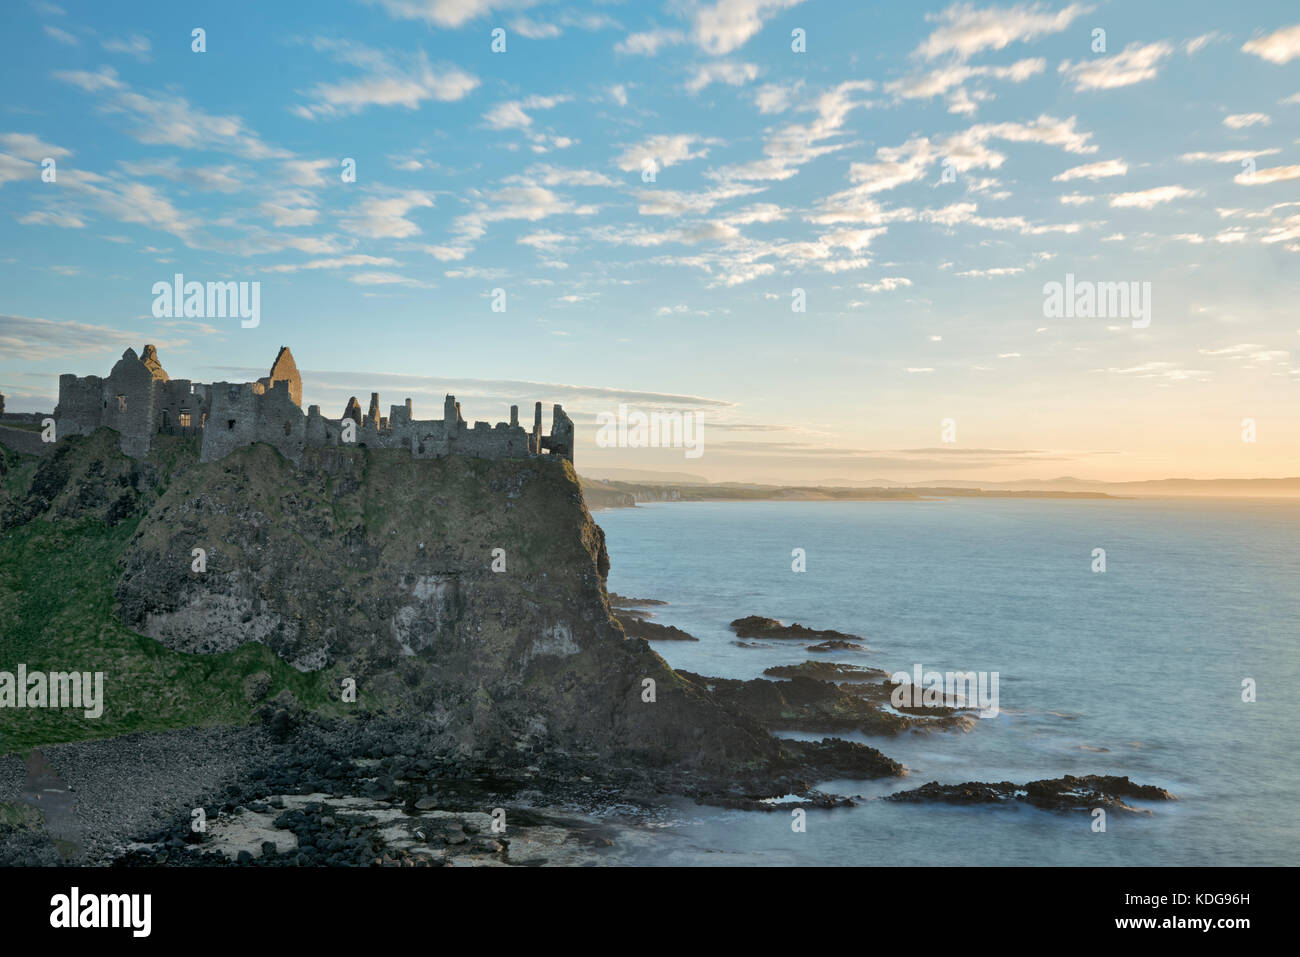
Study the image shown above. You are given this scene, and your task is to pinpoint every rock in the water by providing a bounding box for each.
[730,615,863,642]
[887,775,1176,813]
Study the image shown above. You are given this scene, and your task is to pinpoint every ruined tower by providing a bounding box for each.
[260,347,303,408]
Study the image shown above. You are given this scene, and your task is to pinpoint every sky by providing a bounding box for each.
[0,0,1297,484]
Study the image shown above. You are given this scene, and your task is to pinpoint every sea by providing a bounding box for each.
[594,497,1300,866]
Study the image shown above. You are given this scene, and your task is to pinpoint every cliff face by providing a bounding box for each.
[110,441,775,769]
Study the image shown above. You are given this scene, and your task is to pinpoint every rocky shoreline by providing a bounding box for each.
[0,556,1179,866]
[0,704,901,866]
[1,601,1181,865]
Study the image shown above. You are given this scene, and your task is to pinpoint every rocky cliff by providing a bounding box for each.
[4,430,774,772]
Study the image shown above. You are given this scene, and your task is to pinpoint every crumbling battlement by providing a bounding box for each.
[51,346,575,466]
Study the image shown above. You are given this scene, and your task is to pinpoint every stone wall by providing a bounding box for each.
[55,373,105,437]
[201,380,305,463]
[154,379,210,437]
[101,349,159,458]
[0,424,52,456]
[52,344,574,467]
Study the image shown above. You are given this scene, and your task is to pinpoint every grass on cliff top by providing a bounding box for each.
[0,433,598,755]
[0,514,343,755]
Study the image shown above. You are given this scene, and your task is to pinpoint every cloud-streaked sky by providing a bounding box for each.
[1,0,1297,483]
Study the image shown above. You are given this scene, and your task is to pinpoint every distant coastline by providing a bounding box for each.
[580,478,1118,509]
[579,473,1300,509]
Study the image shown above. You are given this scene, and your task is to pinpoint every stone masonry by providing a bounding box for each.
[51,346,575,465]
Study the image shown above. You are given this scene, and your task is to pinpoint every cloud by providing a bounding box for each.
[0,133,72,162]
[364,0,528,29]
[341,190,435,238]
[1237,165,1300,185]
[517,230,569,251]
[709,79,874,183]
[347,271,433,287]
[615,28,685,55]
[217,365,739,415]
[0,313,163,361]
[34,167,198,240]
[438,184,596,260]
[1181,148,1281,163]
[51,65,123,93]
[1107,361,1209,381]
[915,1,1091,60]
[1109,185,1198,208]
[957,266,1024,277]
[886,57,1044,110]
[616,133,713,172]
[808,115,1097,224]
[258,202,320,227]
[690,0,807,56]
[1223,113,1270,128]
[1242,24,1300,64]
[753,81,801,113]
[685,61,759,93]
[295,40,479,119]
[282,158,334,187]
[633,183,763,217]
[54,68,287,159]
[102,34,151,60]
[263,255,399,273]
[1059,41,1173,91]
[510,17,561,39]
[858,277,912,292]
[1184,32,1220,55]
[44,25,77,45]
[1052,158,1127,181]
[18,210,85,228]
[117,157,245,192]
[482,94,570,130]
[507,163,616,187]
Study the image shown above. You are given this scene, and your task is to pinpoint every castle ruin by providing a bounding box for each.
[51,346,575,465]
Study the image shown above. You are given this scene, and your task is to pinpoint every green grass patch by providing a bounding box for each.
[0,801,43,830]
[0,516,345,755]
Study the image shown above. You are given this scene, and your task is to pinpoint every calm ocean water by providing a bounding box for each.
[596,498,1300,866]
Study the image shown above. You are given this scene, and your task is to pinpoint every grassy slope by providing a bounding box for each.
[0,440,343,755]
